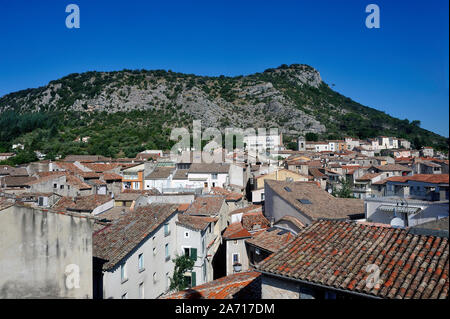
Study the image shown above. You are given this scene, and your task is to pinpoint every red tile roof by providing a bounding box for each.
[162,271,261,299]
[176,214,217,231]
[53,162,85,174]
[258,220,449,299]
[229,204,262,216]
[210,187,243,201]
[246,227,294,253]
[277,215,306,229]
[223,222,252,240]
[241,212,270,231]
[177,203,191,212]
[53,194,112,212]
[102,173,122,181]
[375,164,412,172]
[356,172,382,181]
[65,174,92,189]
[184,195,225,216]
[83,163,121,172]
[93,203,178,270]
[265,180,364,221]
[375,174,449,185]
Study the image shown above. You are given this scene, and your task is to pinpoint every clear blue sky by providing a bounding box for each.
[0,0,448,136]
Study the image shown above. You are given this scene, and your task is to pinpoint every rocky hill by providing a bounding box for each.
[0,64,447,160]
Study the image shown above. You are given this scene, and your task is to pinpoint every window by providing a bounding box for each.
[60,185,64,189]
[121,293,128,299]
[164,223,170,237]
[184,247,197,261]
[165,244,170,261]
[153,247,156,255]
[53,183,57,189]
[139,282,144,299]
[138,253,144,271]
[233,253,239,264]
[121,263,127,282]
[184,272,196,288]
[184,231,190,238]
[212,173,218,180]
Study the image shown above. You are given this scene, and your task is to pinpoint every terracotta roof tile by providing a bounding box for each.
[229,205,262,216]
[188,163,230,174]
[223,222,252,240]
[246,227,294,253]
[53,194,112,212]
[145,167,174,180]
[376,174,449,185]
[265,180,364,220]
[184,195,225,216]
[241,212,270,231]
[210,187,243,201]
[176,214,217,231]
[162,271,261,299]
[93,203,178,270]
[258,220,449,299]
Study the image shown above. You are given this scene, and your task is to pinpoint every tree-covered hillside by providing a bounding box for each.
[0,64,447,160]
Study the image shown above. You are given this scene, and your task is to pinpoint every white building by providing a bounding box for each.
[186,163,230,192]
[365,197,449,228]
[344,137,360,151]
[175,214,218,286]
[377,136,399,149]
[421,147,434,158]
[93,203,179,299]
[244,133,283,154]
[144,167,174,192]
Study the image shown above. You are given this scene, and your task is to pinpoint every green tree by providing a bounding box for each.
[169,254,195,292]
[305,132,318,141]
[332,178,354,198]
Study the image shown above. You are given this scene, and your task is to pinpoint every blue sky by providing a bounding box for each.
[0,0,448,136]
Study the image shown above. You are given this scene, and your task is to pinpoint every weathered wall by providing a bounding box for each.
[102,212,178,299]
[0,205,93,298]
[226,239,250,276]
[264,183,312,226]
[261,274,300,299]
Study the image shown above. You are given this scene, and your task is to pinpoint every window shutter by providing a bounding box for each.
[190,248,197,261]
[191,272,196,287]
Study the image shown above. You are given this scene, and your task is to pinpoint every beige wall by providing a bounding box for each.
[0,205,93,298]
[256,170,308,189]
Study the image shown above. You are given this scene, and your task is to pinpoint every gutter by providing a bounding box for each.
[256,269,382,300]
